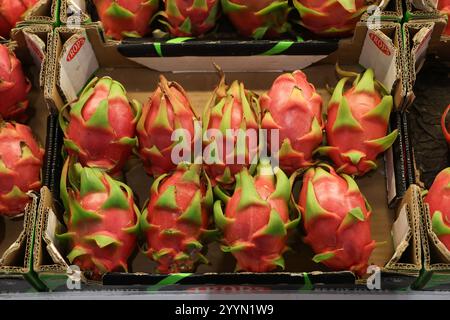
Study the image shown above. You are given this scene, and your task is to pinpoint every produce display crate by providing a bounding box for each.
[402,21,450,290]
[58,0,401,59]
[0,25,54,293]
[30,22,423,292]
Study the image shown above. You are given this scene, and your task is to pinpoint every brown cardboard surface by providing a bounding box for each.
[0,25,52,274]
[22,0,58,25]
[34,23,421,285]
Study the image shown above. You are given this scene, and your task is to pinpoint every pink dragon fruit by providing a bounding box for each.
[260,70,323,175]
[424,168,450,251]
[214,160,298,272]
[0,120,43,216]
[137,75,197,177]
[298,164,375,275]
[317,68,398,176]
[57,159,139,277]
[293,0,368,37]
[221,0,291,39]
[141,163,212,273]
[0,0,39,38]
[60,77,141,175]
[161,0,220,37]
[203,70,260,189]
[439,0,450,36]
[0,43,31,121]
[93,0,159,40]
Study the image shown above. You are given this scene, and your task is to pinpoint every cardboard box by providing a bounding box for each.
[0,25,54,293]
[59,0,400,60]
[20,0,59,29]
[402,21,450,290]
[33,22,422,292]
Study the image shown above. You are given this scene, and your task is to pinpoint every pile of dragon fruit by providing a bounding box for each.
[0,43,44,218]
[52,65,406,277]
[91,0,378,40]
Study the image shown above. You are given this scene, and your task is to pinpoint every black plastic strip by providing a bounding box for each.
[117,40,339,57]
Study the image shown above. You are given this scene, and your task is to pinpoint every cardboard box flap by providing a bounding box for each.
[66,0,90,27]
[38,187,70,270]
[411,24,434,76]
[58,30,99,103]
[359,28,398,92]
[27,0,51,16]
[411,0,438,11]
[0,193,38,270]
[11,25,52,90]
[386,186,422,268]
[23,31,46,71]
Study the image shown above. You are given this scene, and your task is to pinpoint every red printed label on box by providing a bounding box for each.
[67,37,85,62]
[369,33,391,56]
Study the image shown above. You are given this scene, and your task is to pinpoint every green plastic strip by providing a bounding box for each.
[166,37,194,44]
[424,273,450,290]
[147,273,193,292]
[153,43,163,57]
[39,274,69,291]
[300,272,314,291]
[260,41,295,56]
[153,38,193,57]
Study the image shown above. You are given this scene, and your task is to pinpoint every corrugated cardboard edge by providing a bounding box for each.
[0,193,39,275]
[34,187,69,275]
[383,185,422,274]
[402,20,448,111]
[406,0,442,17]
[360,0,403,21]
[11,25,53,90]
[22,0,58,24]
[60,0,91,25]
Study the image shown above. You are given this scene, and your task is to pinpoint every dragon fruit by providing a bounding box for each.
[298,164,375,275]
[293,0,368,37]
[141,163,212,273]
[93,0,159,40]
[161,0,220,37]
[137,75,197,177]
[57,159,139,276]
[0,43,31,121]
[203,70,259,188]
[221,0,291,39]
[439,0,450,36]
[260,71,323,175]
[0,120,43,216]
[424,168,450,251]
[316,68,398,176]
[60,77,141,175]
[0,0,39,38]
[442,104,450,145]
[214,160,298,272]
